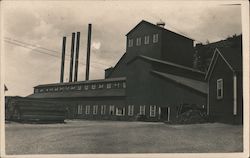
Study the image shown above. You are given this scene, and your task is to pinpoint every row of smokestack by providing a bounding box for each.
[60,24,92,83]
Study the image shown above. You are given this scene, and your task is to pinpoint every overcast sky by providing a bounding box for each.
[2,1,242,97]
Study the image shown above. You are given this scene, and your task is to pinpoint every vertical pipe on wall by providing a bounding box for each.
[85,24,92,81]
[233,74,237,115]
[60,36,66,83]
[69,32,76,82]
[74,32,81,82]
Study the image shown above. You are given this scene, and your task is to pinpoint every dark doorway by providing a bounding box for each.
[160,107,170,121]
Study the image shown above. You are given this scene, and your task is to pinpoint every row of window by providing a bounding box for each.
[128,34,159,47]
[77,105,157,117]
[35,82,126,93]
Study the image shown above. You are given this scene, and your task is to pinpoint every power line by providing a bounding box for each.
[5,37,61,54]
[4,40,106,70]
[5,40,60,58]
[4,37,112,67]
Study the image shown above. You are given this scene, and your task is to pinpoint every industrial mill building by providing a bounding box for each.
[28,20,208,122]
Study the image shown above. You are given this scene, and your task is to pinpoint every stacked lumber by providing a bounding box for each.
[6,97,66,123]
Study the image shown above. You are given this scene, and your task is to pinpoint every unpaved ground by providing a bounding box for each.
[5,120,243,154]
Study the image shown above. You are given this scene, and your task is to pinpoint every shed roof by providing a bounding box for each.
[138,55,205,75]
[152,71,207,95]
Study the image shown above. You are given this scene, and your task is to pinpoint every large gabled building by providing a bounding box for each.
[27,20,207,122]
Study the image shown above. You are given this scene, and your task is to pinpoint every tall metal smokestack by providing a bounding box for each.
[60,36,66,83]
[74,32,80,82]
[85,24,92,81]
[69,32,76,82]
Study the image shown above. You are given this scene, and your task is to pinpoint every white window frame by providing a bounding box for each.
[77,85,81,90]
[116,107,125,116]
[153,34,158,43]
[93,105,98,115]
[128,39,133,47]
[128,105,134,116]
[122,82,126,88]
[150,105,156,117]
[85,105,90,114]
[91,84,96,90]
[98,84,104,89]
[107,83,112,89]
[101,105,106,115]
[114,83,120,88]
[109,105,115,115]
[84,85,89,90]
[144,35,150,44]
[217,79,223,99]
[139,105,146,115]
[77,105,83,114]
[136,37,141,46]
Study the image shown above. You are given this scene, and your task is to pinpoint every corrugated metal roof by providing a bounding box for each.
[152,70,207,94]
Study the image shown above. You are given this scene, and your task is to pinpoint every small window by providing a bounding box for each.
[107,83,112,89]
[139,105,146,115]
[114,83,120,88]
[217,79,223,99]
[93,105,98,115]
[85,105,90,114]
[153,34,158,43]
[136,37,141,46]
[122,82,126,88]
[144,35,150,44]
[98,84,104,89]
[91,84,96,90]
[128,105,134,116]
[76,85,81,90]
[101,105,106,115]
[109,105,115,115]
[59,87,64,91]
[150,105,156,117]
[128,39,133,47]
[77,105,83,114]
[84,85,89,90]
[116,107,125,116]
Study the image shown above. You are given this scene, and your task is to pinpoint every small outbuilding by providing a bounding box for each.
[205,47,243,124]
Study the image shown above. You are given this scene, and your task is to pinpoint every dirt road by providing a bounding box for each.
[5,120,243,154]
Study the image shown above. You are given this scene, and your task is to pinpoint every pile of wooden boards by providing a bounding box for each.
[5,96,66,123]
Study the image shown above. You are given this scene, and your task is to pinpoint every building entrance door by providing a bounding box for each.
[160,107,170,121]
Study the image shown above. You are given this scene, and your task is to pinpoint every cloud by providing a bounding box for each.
[92,41,101,51]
